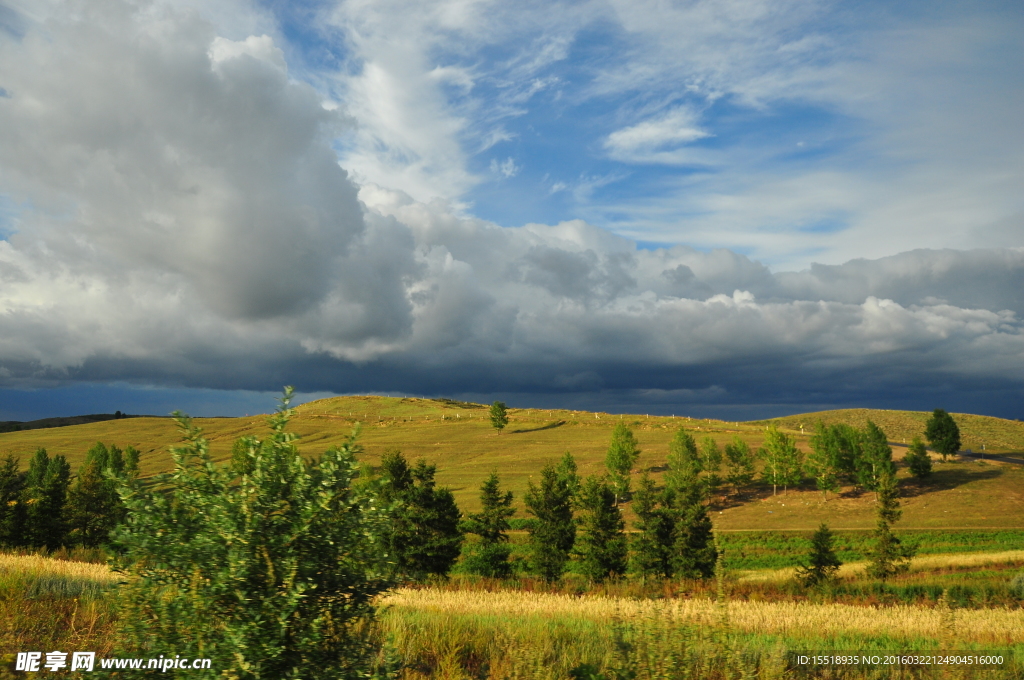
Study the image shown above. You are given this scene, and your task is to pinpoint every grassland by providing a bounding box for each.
[2,396,1023,530]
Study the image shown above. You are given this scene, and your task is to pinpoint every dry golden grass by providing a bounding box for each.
[736,550,1024,583]
[0,553,118,582]
[382,587,1024,645]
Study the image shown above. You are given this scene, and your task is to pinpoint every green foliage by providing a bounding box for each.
[604,423,640,505]
[489,401,509,432]
[462,472,515,578]
[24,448,71,551]
[628,473,671,579]
[66,443,139,548]
[905,436,933,479]
[925,409,961,460]
[0,454,26,546]
[723,436,756,495]
[377,450,464,581]
[111,388,394,679]
[760,425,801,495]
[697,436,723,499]
[807,422,841,499]
[667,490,717,579]
[556,450,582,501]
[524,460,576,581]
[796,522,842,587]
[574,476,627,582]
[857,420,896,493]
[867,468,915,582]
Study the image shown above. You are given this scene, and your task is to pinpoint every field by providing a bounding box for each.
[1,396,1023,528]
[2,398,1024,677]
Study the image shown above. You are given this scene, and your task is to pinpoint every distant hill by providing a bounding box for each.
[1,396,1022,530]
[749,408,1024,453]
[0,412,149,433]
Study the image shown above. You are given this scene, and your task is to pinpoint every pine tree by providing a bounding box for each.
[0,454,26,547]
[698,436,723,500]
[111,388,393,678]
[574,476,627,582]
[830,423,863,479]
[905,437,933,479]
[605,422,640,505]
[667,427,700,489]
[524,461,576,581]
[463,472,515,578]
[24,448,71,551]
[723,437,756,497]
[807,423,841,500]
[796,522,842,587]
[556,451,581,502]
[378,451,463,580]
[629,473,671,580]
[867,468,914,581]
[489,401,509,433]
[925,409,961,461]
[664,439,717,579]
[67,443,138,547]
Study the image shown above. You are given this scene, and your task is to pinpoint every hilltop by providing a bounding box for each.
[1,396,1022,530]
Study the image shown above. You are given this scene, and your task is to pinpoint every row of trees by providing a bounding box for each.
[0,443,138,550]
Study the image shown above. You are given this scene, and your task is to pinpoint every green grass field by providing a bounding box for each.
[2,396,1023,529]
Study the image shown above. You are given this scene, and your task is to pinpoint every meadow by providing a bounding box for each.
[2,398,1024,677]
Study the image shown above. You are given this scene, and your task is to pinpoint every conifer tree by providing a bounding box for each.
[24,448,71,551]
[723,437,756,496]
[629,473,671,579]
[556,451,581,502]
[489,401,509,433]
[67,443,140,547]
[925,409,961,461]
[796,522,842,587]
[697,436,723,500]
[574,476,627,582]
[0,454,26,547]
[664,438,717,579]
[463,472,515,578]
[667,427,700,489]
[807,423,841,500]
[867,468,914,581]
[378,450,463,580]
[905,437,933,479]
[605,422,640,505]
[524,461,576,581]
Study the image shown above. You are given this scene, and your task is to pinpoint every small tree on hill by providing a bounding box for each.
[574,476,627,582]
[796,522,842,587]
[807,423,841,500]
[524,461,576,581]
[489,401,509,433]
[867,467,915,581]
[463,472,515,578]
[905,437,933,479]
[724,437,757,497]
[857,421,896,498]
[925,409,961,461]
[111,388,394,678]
[760,425,800,495]
[698,436,723,500]
[605,422,640,505]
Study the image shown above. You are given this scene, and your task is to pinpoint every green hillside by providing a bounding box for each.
[1,396,1023,531]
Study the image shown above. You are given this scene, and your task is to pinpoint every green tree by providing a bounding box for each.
[604,422,640,505]
[0,454,26,547]
[629,473,672,580]
[24,448,71,551]
[723,437,756,496]
[377,450,464,580]
[807,423,841,500]
[463,472,515,578]
[905,437,933,479]
[524,461,576,581]
[857,421,896,497]
[489,401,509,433]
[574,476,627,582]
[760,425,800,495]
[664,441,717,579]
[67,443,140,547]
[866,467,914,581]
[697,436,723,500]
[666,428,700,490]
[111,388,393,678]
[829,423,863,479]
[556,451,582,502]
[925,409,961,461]
[796,523,842,587]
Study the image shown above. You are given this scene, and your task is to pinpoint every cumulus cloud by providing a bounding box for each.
[0,0,1022,418]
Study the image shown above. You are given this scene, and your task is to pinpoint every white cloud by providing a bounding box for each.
[604,107,712,163]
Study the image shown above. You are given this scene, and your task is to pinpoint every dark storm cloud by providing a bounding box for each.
[0,0,1022,419]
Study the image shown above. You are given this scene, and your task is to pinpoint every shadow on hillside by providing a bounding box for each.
[511,420,567,434]
[899,465,1003,498]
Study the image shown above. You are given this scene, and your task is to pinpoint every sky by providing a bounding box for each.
[0,0,1023,421]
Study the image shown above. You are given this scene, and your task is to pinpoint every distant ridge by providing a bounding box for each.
[0,412,154,433]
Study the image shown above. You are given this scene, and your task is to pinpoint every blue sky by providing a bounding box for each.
[0,0,1022,420]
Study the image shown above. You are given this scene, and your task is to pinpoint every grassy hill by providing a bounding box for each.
[1,396,1023,531]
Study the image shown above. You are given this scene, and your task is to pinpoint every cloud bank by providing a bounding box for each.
[0,0,1022,419]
